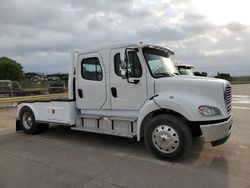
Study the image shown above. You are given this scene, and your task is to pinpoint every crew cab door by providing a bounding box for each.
[110,49,147,110]
[76,53,107,110]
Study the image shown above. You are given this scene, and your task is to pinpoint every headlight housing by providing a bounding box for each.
[198,105,221,116]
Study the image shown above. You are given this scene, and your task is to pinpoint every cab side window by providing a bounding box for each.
[81,57,103,81]
[114,52,142,78]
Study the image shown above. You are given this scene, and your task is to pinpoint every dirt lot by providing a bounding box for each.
[0,85,250,188]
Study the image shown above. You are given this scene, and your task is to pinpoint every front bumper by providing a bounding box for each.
[200,115,233,145]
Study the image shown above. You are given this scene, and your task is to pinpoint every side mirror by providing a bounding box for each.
[119,48,140,84]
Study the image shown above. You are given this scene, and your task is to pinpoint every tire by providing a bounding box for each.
[144,114,192,161]
[19,107,49,134]
[191,131,202,138]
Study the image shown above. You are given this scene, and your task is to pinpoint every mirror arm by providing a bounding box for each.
[125,70,140,84]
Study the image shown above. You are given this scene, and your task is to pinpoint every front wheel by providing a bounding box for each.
[144,114,192,161]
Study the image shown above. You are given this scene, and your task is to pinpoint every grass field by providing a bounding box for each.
[231,80,250,84]
[231,76,250,84]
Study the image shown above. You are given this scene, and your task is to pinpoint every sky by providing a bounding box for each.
[0,0,249,76]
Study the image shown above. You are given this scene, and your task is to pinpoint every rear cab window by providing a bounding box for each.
[81,57,103,81]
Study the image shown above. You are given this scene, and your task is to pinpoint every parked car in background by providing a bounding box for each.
[48,76,59,81]
[0,80,21,98]
[47,73,69,81]
[24,72,47,82]
[176,64,194,76]
[47,81,65,94]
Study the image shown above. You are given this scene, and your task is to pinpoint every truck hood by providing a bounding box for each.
[155,76,228,94]
[154,75,230,118]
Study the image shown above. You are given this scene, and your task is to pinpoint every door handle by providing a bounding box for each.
[78,89,83,98]
[111,87,117,98]
[133,79,140,84]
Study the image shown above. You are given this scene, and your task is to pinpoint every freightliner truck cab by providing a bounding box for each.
[16,43,233,161]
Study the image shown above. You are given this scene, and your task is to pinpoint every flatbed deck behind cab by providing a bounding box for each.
[16,43,233,161]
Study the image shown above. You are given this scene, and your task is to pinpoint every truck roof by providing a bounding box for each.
[74,42,175,55]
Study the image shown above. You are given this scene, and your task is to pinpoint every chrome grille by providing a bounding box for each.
[224,84,232,112]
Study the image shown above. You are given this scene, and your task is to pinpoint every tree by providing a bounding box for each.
[194,71,207,77]
[0,57,24,80]
[215,72,232,82]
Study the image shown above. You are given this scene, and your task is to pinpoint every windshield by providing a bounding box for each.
[178,67,194,76]
[143,47,178,78]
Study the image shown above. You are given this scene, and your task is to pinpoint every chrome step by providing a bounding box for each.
[77,114,137,122]
[71,126,136,138]
[77,114,103,119]
[108,116,137,122]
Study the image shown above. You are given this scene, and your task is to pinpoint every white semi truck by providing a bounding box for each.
[16,43,233,161]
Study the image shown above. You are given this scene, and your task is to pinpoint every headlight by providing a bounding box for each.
[198,105,221,116]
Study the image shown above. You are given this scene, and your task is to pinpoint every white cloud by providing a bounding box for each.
[210,37,218,43]
[192,0,250,25]
[203,49,242,56]
[0,0,249,76]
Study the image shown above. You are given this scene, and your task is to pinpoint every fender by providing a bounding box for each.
[154,91,226,121]
[17,103,39,120]
[137,99,159,140]
[137,91,225,141]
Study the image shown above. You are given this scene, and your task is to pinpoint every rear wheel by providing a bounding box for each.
[144,114,192,161]
[20,107,49,134]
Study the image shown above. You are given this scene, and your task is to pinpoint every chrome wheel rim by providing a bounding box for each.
[152,125,180,153]
[22,112,33,130]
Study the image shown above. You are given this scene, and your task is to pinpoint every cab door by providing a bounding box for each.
[76,52,107,110]
[110,49,148,110]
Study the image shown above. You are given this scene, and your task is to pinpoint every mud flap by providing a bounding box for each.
[16,119,22,131]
